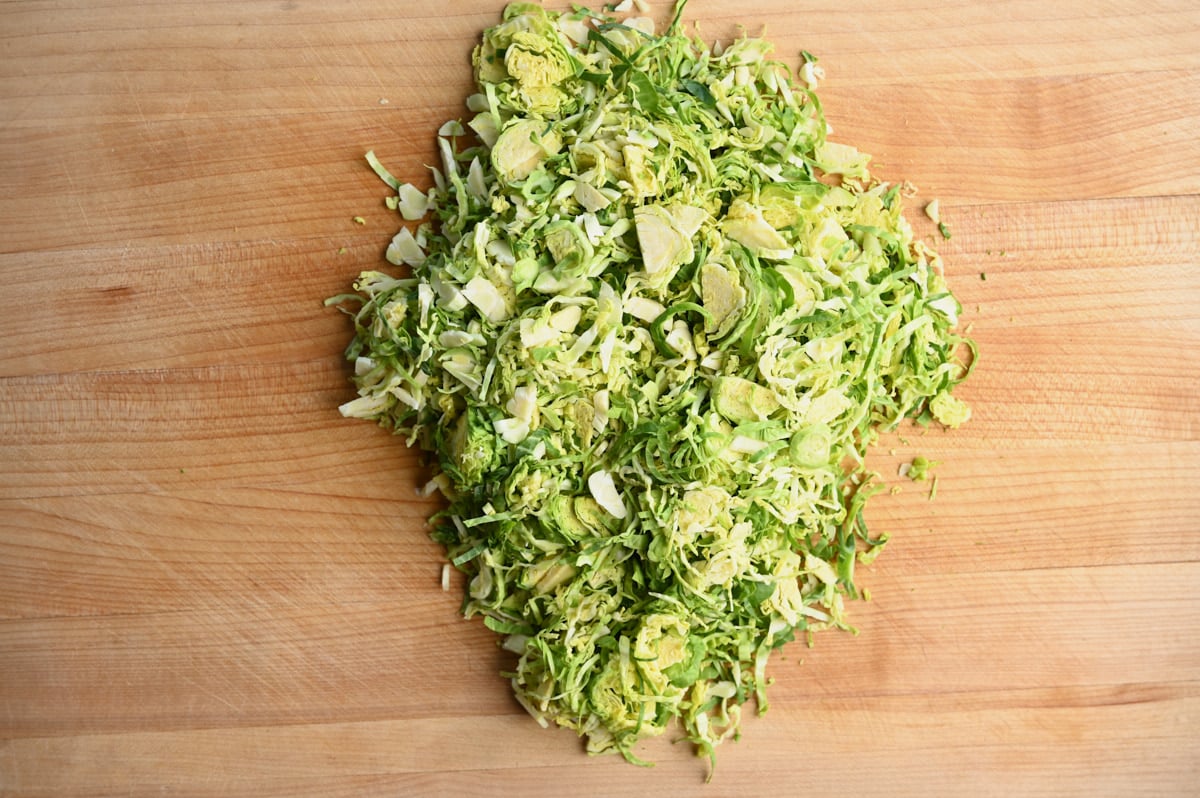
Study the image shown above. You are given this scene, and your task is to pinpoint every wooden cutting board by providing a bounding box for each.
[1,1,1198,794]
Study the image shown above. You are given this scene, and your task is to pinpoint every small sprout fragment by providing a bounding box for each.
[721,199,792,256]
[700,262,746,335]
[634,204,701,280]
[924,199,941,224]
[462,275,513,324]
[492,119,563,182]
[711,376,780,423]
[903,455,938,482]
[397,184,430,220]
[385,227,425,266]
[587,470,627,519]
[930,391,972,428]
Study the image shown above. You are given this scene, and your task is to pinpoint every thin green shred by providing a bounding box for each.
[330,0,974,773]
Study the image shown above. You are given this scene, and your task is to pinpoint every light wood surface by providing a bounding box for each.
[2,1,1198,795]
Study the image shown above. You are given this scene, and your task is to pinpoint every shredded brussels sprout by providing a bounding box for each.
[329,0,975,772]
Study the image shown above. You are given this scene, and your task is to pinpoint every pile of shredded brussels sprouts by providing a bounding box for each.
[329,0,975,771]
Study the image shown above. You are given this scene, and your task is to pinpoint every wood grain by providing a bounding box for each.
[4,692,1197,797]
[1,0,1198,795]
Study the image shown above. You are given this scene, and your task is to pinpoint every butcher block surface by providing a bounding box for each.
[1,1,1198,795]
